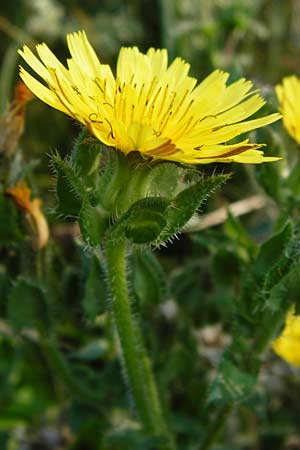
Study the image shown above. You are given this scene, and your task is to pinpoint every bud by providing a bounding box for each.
[6,183,49,250]
[0,81,34,156]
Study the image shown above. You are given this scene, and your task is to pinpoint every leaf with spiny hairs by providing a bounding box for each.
[79,200,107,247]
[147,162,183,197]
[252,222,293,284]
[156,173,230,244]
[50,152,91,217]
[97,148,130,212]
[109,197,169,244]
[253,223,300,314]
[71,128,102,181]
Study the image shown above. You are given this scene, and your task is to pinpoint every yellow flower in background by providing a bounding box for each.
[19,31,281,164]
[276,76,300,144]
[272,307,300,366]
[6,183,49,250]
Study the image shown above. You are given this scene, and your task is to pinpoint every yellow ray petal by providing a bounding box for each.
[18,31,281,165]
[18,45,50,80]
[67,31,102,77]
[19,67,69,114]
[276,75,300,144]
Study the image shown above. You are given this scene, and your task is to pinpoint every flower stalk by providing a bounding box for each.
[199,405,233,450]
[105,236,175,450]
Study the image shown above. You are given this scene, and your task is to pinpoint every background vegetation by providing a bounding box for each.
[1,1,300,449]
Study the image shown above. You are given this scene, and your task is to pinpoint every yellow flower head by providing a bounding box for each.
[272,306,300,366]
[19,31,281,164]
[276,75,300,144]
[6,183,49,250]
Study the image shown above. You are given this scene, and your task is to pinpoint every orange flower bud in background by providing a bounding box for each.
[0,81,34,156]
[6,183,49,250]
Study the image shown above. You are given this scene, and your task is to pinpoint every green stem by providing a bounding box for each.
[199,405,233,450]
[105,238,175,449]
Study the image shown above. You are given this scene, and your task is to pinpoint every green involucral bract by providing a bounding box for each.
[51,133,230,246]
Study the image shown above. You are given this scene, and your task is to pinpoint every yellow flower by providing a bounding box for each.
[19,31,281,164]
[276,75,300,144]
[6,183,49,250]
[272,306,300,366]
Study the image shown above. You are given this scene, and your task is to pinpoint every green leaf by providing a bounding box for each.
[82,254,106,320]
[55,173,82,216]
[208,357,257,404]
[7,278,49,332]
[97,148,130,212]
[50,152,89,217]
[133,250,167,305]
[125,210,167,244]
[265,264,300,313]
[158,174,230,243]
[253,222,292,283]
[0,193,23,244]
[79,200,107,246]
[107,173,229,265]
[111,197,169,244]
[71,128,101,178]
[224,212,257,261]
[240,223,299,325]
[148,162,182,197]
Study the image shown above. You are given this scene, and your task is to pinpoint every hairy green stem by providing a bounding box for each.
[105,238,175,449]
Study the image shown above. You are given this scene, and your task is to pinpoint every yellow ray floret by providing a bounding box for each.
[276,75,300,144]
[19,31,281,164]
[272,306,300,366]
